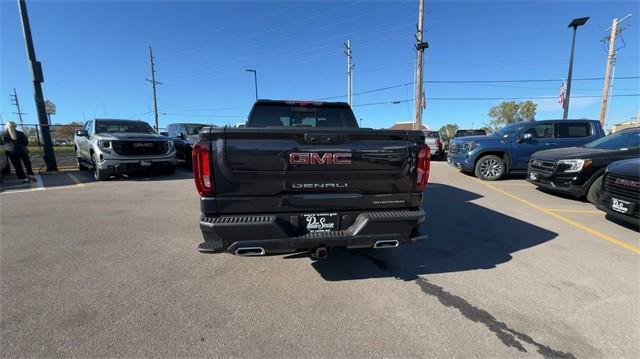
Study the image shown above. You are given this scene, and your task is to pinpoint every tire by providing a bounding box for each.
[474,155,505,181]
[77,148,89,170]
[77,157,89,171]
[586,175,603,204]
[91,153,108,181]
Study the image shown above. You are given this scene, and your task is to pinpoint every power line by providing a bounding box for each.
[424,76,640,84]
[352,93,640,107]
[316,76,639,101]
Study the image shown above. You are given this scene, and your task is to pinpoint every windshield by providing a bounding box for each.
[424,131,440,138]
[95,120,156,134]
[184,124,205,135]
[583,128,640,150]
[495,123,529,138]
[455,129,485,137]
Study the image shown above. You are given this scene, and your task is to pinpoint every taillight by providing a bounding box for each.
[416,144,431,191]
[193,143,214,196]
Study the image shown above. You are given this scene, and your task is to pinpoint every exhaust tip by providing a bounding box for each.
[373,240,399,249]
[235,247,265,256]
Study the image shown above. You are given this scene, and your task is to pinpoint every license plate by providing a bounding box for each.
[302,213,339,233]
[610,198,632,214]
[140,160,152,167]
[529,172,538,181]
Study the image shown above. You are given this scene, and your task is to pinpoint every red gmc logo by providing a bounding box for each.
[615,178,640,188]
[289,152,352,165]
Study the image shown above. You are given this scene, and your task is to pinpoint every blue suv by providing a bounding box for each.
[447,120,605,180]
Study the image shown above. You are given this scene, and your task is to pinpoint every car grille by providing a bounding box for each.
[111,141,168,156]
[604,173,640,201]
[449,143,462,154]
[529,159,556,175]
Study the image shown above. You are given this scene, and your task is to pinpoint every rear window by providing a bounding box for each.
[248,105,358,128]
[557,123,591,138]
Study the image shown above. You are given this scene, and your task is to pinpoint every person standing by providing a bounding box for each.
[3,122,35,183]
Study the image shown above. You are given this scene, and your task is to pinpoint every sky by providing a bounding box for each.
[1,0,638,131]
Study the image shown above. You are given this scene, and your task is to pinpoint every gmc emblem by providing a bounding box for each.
[615,178,640,189]
[289,152,352,165]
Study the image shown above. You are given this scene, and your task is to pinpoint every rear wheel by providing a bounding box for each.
[586,175,603,204]
[474,155,505,181]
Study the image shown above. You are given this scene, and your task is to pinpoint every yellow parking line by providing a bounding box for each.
[474,179,640,255]
[492,183,533,186]
[66,173,85,187]
[546,208,603,215]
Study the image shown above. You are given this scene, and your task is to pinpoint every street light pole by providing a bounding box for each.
[563,17,589,121]
[246,69,258,101]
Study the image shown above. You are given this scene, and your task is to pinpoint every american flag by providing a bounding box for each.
[558,79,566,105]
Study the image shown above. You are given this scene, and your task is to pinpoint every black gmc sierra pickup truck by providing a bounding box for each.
[193,100,430,258]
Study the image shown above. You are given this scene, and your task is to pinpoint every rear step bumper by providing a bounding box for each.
[198,209,426,254]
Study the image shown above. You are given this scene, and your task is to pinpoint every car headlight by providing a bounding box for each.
[463,142,479,152]
[98,140,112,154]
[558,159,591,173]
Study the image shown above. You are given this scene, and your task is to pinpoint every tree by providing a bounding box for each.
[488,100,537,128]
[439,123,459,141]
[53,122,83,140]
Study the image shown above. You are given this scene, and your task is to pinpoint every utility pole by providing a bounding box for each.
[344,40,353,106]
[413,0,427,131]
[147,46,161,132]
[17,0,57,171]
[599,14,632,127]
[9,88,26,131]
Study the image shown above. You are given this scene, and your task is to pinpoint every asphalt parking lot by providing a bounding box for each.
[1,162,638,357]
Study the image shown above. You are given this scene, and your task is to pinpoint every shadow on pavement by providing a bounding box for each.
[309,183,558,281]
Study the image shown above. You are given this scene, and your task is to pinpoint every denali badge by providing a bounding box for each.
[292,183,348,189]
[614,178,640,189]
[289,152,352,165]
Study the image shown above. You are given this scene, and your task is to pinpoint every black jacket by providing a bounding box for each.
[3,130,29,154]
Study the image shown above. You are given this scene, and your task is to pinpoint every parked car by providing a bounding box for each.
[596,158,640,227]
[448,119,605,181]
[165,123,211,165]
[74,119,177,180]
[424,130,444,160]
[455,129,486,138]
[527,127,640,203]
[194,100,429,257]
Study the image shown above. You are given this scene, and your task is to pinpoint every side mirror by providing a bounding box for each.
[517,133,533,143]
[159,131,168,136]
[75,129,88,137]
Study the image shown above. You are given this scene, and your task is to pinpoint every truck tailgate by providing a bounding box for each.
[201,127,424,213]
